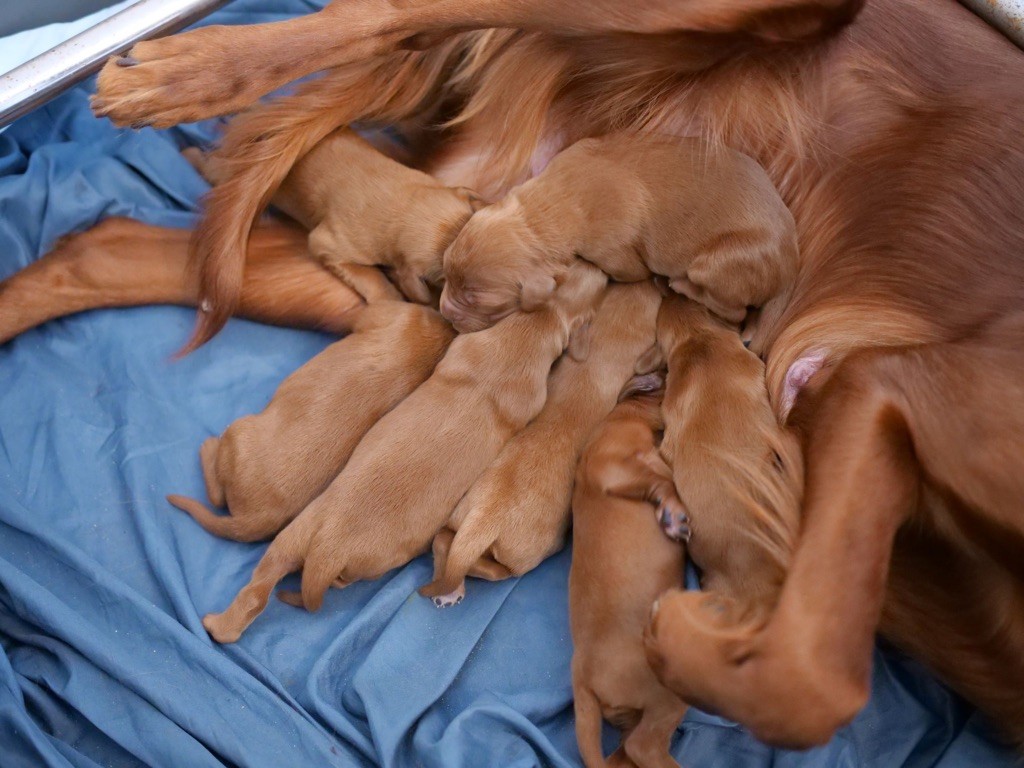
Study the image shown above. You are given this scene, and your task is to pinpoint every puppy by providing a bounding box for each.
[187,128,478,304]
[202,262,607,642]
[167,300,454,542]
[420,281,662,606]
[648,294,802,612]
[440,134,795,333]
[571,387,688,768]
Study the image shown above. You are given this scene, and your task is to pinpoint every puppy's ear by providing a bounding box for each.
[395,266,433,304]
[520,274,557,312]
[454,187,486,213]
[635,343,665,375]
[567,319,592,362]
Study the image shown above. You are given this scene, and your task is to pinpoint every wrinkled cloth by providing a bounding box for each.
[0,1,1016,765]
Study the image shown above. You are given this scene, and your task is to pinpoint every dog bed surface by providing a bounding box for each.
[0,1,1016,766]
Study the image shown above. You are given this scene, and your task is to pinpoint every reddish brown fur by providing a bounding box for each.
[420,281,662,603]
[180,39,469,351]
[440,134,796,332]
[4,0,1024,748]
[0,217,365,345]
[652,296,803,613]
[202,263,606,643]
[570,390,688,768]
[190,129,477,305]
[167,300,453,542]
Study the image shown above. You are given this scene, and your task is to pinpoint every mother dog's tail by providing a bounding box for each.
[182,38,468,354]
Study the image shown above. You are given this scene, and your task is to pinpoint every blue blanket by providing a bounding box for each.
[0,2,1016,765]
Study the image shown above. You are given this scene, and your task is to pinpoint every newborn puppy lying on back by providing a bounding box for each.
[440,134,795,332]
[420,281,663,606]
[202,262,607,643]
[187,128,478,304]
[571,385,688,768]
[167,299,453,542]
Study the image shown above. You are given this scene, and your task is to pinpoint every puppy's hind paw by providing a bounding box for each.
[430,585,465,609]
[202,612,242,644]
[658,505,691,543]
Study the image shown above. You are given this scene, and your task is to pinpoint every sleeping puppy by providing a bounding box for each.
[646,294,803,611]
[186,128,478,304]
[167,299,454,542]
[419,280,662,606]
[202,262,607,642]
[571,386,688,768]
[440,134,795,333]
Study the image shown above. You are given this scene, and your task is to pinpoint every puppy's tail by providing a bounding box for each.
[182,38,468,354]
[573,670,609,768]
[167,494,280,543]
[417,524,499,600]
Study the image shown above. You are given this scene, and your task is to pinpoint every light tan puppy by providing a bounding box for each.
[440,134,796,333]
[648,295,802,610]
[420,281,662,606]
[202,262,607,642]
[167,300,454,542]
[571,388,688,768]
[187,128,478,304]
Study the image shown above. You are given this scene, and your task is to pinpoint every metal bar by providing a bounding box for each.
[961,0,1024,49]
[0,0,232,128]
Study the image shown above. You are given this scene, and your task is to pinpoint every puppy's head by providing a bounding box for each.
[395,186,480,305]
[441,199,562,333]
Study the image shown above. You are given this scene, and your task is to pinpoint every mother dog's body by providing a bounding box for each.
[1,0,1023,749]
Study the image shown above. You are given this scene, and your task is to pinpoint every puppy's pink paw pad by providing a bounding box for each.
[431,587,465,608]
[658,506,691,543]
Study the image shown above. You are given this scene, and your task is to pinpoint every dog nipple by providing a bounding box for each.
[781,348,829,419]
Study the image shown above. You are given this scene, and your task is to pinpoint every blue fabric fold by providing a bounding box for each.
[0,1,1016,765]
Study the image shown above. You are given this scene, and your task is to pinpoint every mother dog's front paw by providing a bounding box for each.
[92,29,257,128]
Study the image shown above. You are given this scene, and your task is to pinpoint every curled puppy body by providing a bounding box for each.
[167,300,454,542]
[571,389,688,768]
[187,128,478,304]
[202,262,607,643]
[440,134,796,333]
[420,281,662,606]
[651,294,803,614]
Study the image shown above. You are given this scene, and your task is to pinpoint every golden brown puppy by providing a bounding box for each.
[439,134,796,333]
[420,281,662,606]
[166,299,454,542]
[18,0,1024,745]
[201,262,607,643]
[187,128,477,304]
[647,295,803,609]
[571,388,688,768]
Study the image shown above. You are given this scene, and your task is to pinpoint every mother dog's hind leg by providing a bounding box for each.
[0,218,364,345]
[645,326,1024,747]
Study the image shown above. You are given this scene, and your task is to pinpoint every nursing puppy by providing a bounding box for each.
[571,387,688,768]
[202,262,607,642]
[647,295,802,611]
[440,134,796,333]
[187,128,477,304]
[167,299,453,542]
[420,281,662,606]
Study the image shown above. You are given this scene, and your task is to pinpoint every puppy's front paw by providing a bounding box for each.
[657,501,691,543]
[430,585,465,608]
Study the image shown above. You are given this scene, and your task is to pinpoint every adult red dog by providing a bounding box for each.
[2,0,1023,750]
